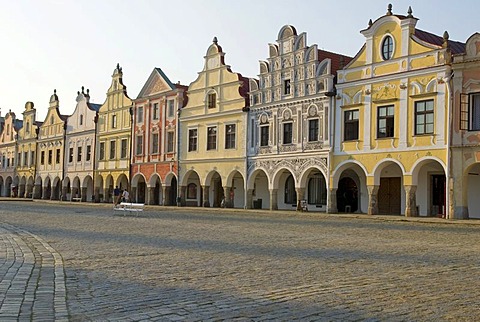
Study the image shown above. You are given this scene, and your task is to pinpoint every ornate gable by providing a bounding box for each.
[137,68,174,98]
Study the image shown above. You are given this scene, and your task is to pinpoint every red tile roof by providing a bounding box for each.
[414,29,465,54]
[317,49,353,73]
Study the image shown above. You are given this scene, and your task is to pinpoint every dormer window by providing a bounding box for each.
[381,35,394,60]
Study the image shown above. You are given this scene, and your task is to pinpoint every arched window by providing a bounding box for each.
[381,36,393,60]
[284,175,296,204]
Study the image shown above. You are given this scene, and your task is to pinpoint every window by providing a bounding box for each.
[207,93,216,108]
[225,124,236,149]
[30,151,35,166]
[168,100,175,118]
[187,183,197,199]
[207,126,217,150]
[99,142,105,160]
[415,100,434,135]
[260,125,269,146]
[167,131,174,152]
[382,35,393,60]
[77,146,82,162]
[56,149,60,163]
[308,175,327,205]
[284,175,297,205]
[69,148,74,163]
[26,121,30,133]
[23,152,28,166]
[17,153,21,166]
[283,122,293,144]
[308,119,319,142]
[48,150,52,165]
[152,103,159,120]
[152,133,159,154]
[110,140,116,159]
[344,110,359,141]
[136,135,143,155]
[137,106,143,123]
[377,105,394,138]
[188,129,198,152]
[461,93,480,131]
[121,139,127,158]
[284,79,291,95]
[112,114,117,129]
[86,145,91,161]
[80,114,83,125]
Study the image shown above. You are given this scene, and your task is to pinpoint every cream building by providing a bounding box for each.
[179,38,250,208]
[16,102,41,198]
[451,32,480,219]
[247,25,351,211]
[64,87,100,202]
[94,64,133,202]
[0,110,22,197]
[35,90,68,200]
[333,5,464,218]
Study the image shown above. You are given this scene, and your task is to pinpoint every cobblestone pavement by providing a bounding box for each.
[1,200,480,321]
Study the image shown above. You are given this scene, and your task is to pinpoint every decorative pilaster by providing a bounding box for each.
[404,185,417,217]
[295,187,305,211]
[147,187,154,205]
[81,187,87,202]
[42,187,48,200]
[162,186,167,205]
[223,186,232,208]
[203,185,210,207]
[269,188,278,210]
[328,188,338,213]
[367,185,379,215]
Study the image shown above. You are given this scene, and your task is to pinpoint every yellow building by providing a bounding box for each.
[332,5,464,218]
[179,37,250,208]
[35,90,68,200]
[94,64,133,202]
[0,110,22,197]
[16,102,41,198]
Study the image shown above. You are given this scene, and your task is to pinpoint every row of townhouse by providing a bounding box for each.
[1,5,480,219]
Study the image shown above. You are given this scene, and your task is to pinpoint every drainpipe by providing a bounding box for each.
[129,105,134,192]
[33,127,39,199]
[62,119,67,200]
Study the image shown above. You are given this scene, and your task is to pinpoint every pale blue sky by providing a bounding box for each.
[0,0,478,121]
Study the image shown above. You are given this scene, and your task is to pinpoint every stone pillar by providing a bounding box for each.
[295,187,305,211]
[94,187,100,202]
[367,185,379,215]
[327,188,338,213]
[223,186,231,208]
[33,184,41,199]
[81,187,87,202]
[246,189,254,209]
[269,188,278,210]
[202,185,210,207]
[25,184,32,198]
[131,187,137,203]
[19,184,25,198]
[179,185,186,206]
[404,185,417,217]
[104,186,111,203]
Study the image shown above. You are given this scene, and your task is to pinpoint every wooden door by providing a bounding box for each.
[378,177,401,215]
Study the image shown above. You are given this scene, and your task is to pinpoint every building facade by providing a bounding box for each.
[451,32,480,219]
[179,38,250,208]
[94,64,133,203]
[333,5,464,218]
[0,110,22,197]
[64,87,100,202]
[247,25,351,211]
[131,68,187,205]
[16,102,41,198]
[35,90,68,200]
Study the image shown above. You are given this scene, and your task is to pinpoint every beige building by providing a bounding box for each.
[94,64,133,202]
[179,38,250,208]
[35,90,68,200]
[16,102,41,198]
[0,110,22,197]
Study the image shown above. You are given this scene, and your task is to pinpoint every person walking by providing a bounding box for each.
[113,186,120,206]
[122,189,130,203]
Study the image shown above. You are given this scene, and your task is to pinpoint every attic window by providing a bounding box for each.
[381,36,394,60]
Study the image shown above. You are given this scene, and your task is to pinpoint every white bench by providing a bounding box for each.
[114,202,145,216]
[71,197,82,202]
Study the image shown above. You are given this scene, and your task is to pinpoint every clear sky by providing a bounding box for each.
[0,0,478,121]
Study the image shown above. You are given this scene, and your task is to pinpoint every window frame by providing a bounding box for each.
[69,147,74,163]
[381,35,394,60]
[260,125,269,147]
[152,103,159,120]
[344,109,359,141]
[225,124,236,149]
[167,100,175,118]
[151,133,159,154]
[188,128,198,152]
[283,122,293,145]
[109,140,116,159]
[377,105,395,138]
[166,131,175,153]
[207,126,217,151]
[99,142,105,160]
[137,106,144,123]
[414,99,434,135]
[308,119,319,142]
[136,135,143,156]
[121,139,128,159]
[207,92,216,109]
[283,79,291,95]
[77,146,82,162]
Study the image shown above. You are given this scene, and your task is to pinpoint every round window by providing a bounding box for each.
[381,36,393,60]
